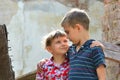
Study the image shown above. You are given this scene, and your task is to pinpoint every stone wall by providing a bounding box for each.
[102,0,120,80]
[102,0,120,44]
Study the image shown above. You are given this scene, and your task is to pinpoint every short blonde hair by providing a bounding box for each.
[61,8,90,30]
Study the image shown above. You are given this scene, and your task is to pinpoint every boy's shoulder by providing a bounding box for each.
[90,46,104,55]
[37,59,53,68]
[43,59,53,66]
[90,46,103,51]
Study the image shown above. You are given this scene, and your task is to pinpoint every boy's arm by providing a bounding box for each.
[92,47,106,80]
[96,64,106,80]
[36,63,44,80]
[90,41,105,50]
[37,59,48,73]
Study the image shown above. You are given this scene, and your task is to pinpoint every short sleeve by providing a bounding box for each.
[35,63,44,80]
[92,46,106,68]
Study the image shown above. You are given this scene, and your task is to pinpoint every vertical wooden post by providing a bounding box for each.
[0,24,15,80]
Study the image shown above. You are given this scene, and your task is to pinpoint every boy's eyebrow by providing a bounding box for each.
[64,30,68,33]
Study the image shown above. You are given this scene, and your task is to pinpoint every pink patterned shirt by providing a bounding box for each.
[36,57,69,80]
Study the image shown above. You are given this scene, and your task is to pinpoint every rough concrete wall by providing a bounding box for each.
[0,0,18,24]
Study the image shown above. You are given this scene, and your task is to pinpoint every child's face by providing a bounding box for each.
[63,24,80,45]
[47,36,69,55]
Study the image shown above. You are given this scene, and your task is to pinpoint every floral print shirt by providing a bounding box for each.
[36,57,69,80]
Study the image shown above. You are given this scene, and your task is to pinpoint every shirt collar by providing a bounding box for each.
[81,39,95,49]
[46,57,54,66]
[72,39,95,51]
[46,57,69,66]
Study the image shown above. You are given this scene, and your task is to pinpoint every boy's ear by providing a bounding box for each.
[46,46,52,53]
[75,24,82,31]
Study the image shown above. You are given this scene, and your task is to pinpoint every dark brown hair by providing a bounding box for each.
[44,30,67,49]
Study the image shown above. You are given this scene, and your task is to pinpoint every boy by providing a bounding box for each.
[61,8,106,80]
[36,30,69,80]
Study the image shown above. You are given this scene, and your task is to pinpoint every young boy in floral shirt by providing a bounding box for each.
[36,30,69,80]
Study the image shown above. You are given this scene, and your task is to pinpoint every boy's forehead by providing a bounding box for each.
[62,22,71,27]
[63,25,72,31]
[52,36,68,41]
[63,27,69,33]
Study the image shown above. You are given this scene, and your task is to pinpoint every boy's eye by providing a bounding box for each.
[56,41,61,44]
[65,31,69,34]
[64,40,68,43]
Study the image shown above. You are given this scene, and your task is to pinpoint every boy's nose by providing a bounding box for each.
[61,42,67,46]
[62,42,65,45]
[67,36,70,40]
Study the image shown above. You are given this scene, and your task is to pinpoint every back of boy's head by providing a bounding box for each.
[44,30,67,49]
[61,8,90,30]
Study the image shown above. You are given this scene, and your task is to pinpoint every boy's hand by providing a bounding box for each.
[90,41,105,50]
[37,59,48,73]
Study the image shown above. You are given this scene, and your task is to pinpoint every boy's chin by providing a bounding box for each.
[61,52,67,55]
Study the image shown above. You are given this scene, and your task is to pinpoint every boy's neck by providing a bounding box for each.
[76,33,89,51]
[52,54,66,65]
